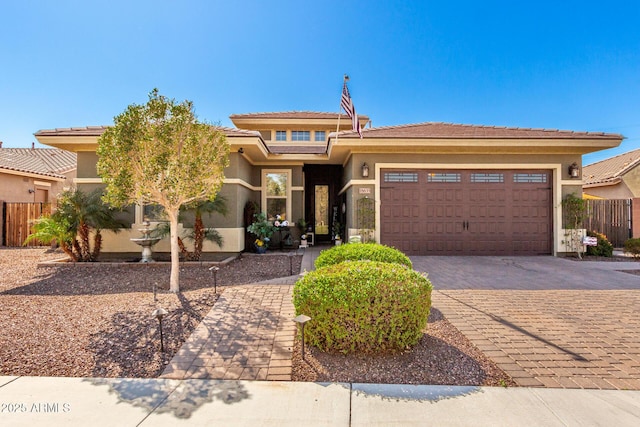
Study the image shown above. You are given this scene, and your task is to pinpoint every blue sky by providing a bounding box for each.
[1,0,639,165]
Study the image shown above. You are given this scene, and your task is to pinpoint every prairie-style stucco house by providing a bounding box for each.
[34,111,623,256]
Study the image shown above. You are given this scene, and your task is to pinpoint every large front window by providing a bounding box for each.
[263,170,290,221]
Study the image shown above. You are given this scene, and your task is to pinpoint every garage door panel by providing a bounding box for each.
[381,169,552,255]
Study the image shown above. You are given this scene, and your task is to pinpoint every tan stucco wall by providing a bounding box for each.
[77,151,99,178]
[583,183,634,199]
[0,171,73,203]
[624,166,640,197]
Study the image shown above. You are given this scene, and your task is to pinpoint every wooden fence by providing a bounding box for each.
[583,199,633,247]
[2,202,51,247]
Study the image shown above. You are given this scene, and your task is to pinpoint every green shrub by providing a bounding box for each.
[624,238,640,259]
[586,231,613,257]
[293,260,432,353]
[314,242,412,269]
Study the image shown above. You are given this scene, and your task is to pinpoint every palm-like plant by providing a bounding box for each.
[24,215,76,260]
[156,196,228,261]
[24,188,124,261]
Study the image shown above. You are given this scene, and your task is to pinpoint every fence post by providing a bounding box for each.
[633,198,639,239]
[0,201,4,246]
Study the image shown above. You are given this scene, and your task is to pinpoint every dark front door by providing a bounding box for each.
[304,165,343,244]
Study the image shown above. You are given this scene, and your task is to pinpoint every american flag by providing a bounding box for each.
[341,82,363,138]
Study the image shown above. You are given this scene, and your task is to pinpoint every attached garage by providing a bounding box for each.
[380,169,552,255]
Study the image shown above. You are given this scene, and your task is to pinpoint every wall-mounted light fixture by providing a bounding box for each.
[568,162,580,178]
[28,188,35,194]
[238,147,244,154]
[361,162,369,178]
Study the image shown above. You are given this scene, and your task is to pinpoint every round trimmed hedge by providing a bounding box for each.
[314,242,412,269]
[293,260,432,353]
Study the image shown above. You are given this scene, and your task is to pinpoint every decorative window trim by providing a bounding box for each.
[384,172,418,183]
[470,173,504,183]
[427,172,461,183]
[514,173,548,183]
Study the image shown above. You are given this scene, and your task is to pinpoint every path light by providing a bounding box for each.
[209,266,220,293]
[293,314,311,361]
[152,307,168,352]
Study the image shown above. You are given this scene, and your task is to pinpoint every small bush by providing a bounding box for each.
[314,242,412,269]
[293,260,432,353]
[624,238,640,259]
[586,231,613,257]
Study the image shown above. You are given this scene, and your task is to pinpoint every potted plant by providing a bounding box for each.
[333,221,342,245]
[297,218,308,240]
[247,212,276,254]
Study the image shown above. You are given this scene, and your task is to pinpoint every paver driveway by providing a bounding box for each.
[412,256,640,389]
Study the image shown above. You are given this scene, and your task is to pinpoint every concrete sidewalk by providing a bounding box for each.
[2,376,640,426]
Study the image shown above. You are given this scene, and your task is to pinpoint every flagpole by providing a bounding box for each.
[336,74,349,144]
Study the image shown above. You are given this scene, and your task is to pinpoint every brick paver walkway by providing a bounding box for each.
[415,256,640,390]
[164,251,640,390]
[161,284,296,381]
[434,290,640,389]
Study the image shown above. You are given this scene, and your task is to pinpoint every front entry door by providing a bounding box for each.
[314,185,330,239]
[304,165,343,244]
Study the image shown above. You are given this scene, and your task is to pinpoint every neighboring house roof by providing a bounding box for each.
[0,148,77,179]
[335,122,624,140]
[583,148,640,186]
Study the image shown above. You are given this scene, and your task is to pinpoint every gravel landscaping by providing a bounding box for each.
[1,247,514,386]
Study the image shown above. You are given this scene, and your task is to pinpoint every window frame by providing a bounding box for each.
[262,169,291,222]
[275,131,287,141]
[291,130,310,141]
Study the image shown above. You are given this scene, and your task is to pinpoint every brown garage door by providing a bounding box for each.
[380,170,552,255]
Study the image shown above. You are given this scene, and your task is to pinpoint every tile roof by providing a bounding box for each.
[268,145,327,155]
[34,126,260,138]
[583,148,640,186]
[0,148,76,179]
[35,126,110,137]
[229,111,368,120]
[335,122,624,140]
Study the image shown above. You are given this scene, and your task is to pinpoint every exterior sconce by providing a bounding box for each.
[28,189,35,194]
[568,162,580,178]
[361,162,369,178]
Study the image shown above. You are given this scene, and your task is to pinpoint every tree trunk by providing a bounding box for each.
[193,213,204,261]
[91,232,102,261]
[169,209,181,292]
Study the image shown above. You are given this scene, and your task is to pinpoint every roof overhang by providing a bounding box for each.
[0,167,67,181]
